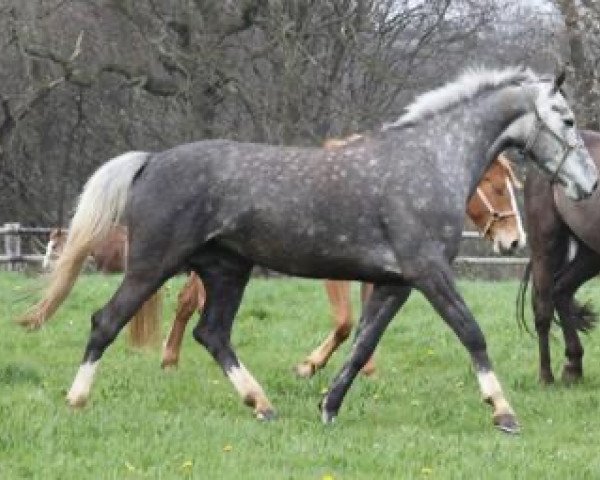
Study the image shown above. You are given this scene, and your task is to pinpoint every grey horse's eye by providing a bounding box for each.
[563,118,574,128]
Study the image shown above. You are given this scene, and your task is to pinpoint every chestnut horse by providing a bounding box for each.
[37,226,160,347]
[160,146,526,375]
[43,226,127,273]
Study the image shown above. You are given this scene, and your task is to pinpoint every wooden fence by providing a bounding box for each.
[0,223,529,276]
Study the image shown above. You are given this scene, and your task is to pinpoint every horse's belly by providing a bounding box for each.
[221,236,401,281]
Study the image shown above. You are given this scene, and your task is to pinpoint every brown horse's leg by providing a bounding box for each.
[553,243,600,384]
[161,272,203,368]
[524,177,569,385]
[295,280,353,378]
[530,256,557,385]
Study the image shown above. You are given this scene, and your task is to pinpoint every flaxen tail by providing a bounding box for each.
[19,151,149,329]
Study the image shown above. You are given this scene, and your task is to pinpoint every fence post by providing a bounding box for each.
[3,222,21,271]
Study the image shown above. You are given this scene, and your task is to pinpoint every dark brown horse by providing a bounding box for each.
[518,129,600,384]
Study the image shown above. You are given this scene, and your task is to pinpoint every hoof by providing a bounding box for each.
[66,393,88,409]
[295,362,316,378]
[320,408,336,425]
[493,413,520,434]
[360,364,376,377]
[17,317,43,331]
[255,409,277,421]
[539,371,555,385]
[561,365,583,385]
[318,397,337,424]
[160,357,179,369]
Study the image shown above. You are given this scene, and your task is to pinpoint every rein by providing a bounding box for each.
[476,186,516,237]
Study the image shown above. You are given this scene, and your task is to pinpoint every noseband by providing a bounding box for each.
[522,106,582,184]
[476,187,516,238]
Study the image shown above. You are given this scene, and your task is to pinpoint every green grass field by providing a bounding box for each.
[2,272,600,479]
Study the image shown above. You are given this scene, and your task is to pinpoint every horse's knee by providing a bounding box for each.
[192,323,223,358]
[88,310,122,355]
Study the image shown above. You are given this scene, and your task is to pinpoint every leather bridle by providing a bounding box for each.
[522,105,582,184]
[476,186,516,238]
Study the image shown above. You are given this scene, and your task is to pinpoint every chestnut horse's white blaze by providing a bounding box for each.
[42,238,58,270]
[506,176,527,249]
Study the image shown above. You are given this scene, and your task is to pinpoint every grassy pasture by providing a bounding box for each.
[1,272,600,479]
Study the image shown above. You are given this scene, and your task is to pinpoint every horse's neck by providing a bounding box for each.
[459,89,530,196]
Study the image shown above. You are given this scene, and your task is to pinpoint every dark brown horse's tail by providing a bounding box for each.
[516,260,598,334]
[128,289,163,348]
[562,299,598,333]
[516,261,534,335]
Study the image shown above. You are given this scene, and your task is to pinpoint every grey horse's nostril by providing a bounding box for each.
[592,179,598,193]
[510,240,519,250]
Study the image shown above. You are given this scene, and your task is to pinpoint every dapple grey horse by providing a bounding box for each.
[27,67,597,434]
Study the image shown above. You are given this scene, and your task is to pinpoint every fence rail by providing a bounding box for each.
[0,222,530,273]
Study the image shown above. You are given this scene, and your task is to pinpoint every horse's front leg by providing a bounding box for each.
[414,260,519,433]
[161,272,205,368]
[320,284,411,423]
[530,255,558,384]
[67,270,165,407]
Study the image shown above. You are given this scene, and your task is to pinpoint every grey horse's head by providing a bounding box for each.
[523,73,598,200]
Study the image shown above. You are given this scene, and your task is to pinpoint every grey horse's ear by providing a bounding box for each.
[551,68,566,94]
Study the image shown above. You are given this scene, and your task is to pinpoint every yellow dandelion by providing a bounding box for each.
[421,467,433,475]
[426,349,435,356]
[223,444,233,452]
[124,461,136,472]
[180,460,193,471]
[322,475,335,480]
[320,387,328,395]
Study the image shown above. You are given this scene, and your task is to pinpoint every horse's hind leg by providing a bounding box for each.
[161,272,205,369]
[67,270,166,407]
[321,284,411,423]
[553,243,600,384]
[192,255,274,419]
[413,260,518,433]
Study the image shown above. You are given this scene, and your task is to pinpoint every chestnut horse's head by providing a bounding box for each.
[467,154,526,254]
[42,228,68,270]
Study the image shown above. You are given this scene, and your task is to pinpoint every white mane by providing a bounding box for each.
[383,66,540,129]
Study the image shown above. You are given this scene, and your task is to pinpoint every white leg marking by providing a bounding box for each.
[477,370,513,415]
[506,179,527,248]
[67,361,98,407]
[226,363,267,404]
